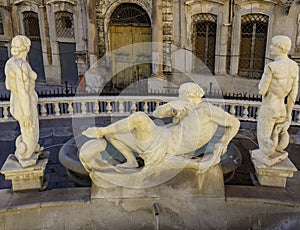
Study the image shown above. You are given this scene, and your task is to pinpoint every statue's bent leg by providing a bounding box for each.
[79,138,107,173]
[106,133,139,168]
[276,129,289,152]
[257,112,276,155]
[100,112,156,168]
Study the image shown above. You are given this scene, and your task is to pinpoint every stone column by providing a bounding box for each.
[152,0,163,76]
[39,4,52,74]
[87,0,98,66]
[297,13,300,52]
[149,0,169,92]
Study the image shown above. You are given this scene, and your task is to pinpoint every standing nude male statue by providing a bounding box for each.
[252,35,299,166]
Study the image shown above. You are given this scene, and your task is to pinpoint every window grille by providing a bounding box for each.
[23,11,40,41]
[0,13,3,35]
[55,11,75,39]
[238,14,269,79]
[192,13,217,74]
[110,3,150,25]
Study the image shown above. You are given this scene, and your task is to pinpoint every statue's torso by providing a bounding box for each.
[167,103,218,154]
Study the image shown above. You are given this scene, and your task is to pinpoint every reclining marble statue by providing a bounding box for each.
[79,82,240,188]
[252,35,299,166]
[4,35,42,168]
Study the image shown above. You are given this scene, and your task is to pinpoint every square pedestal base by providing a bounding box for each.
[250,150,297,187]
[0,152,49,191]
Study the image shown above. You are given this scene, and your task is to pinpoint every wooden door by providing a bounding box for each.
[110,24,151,89]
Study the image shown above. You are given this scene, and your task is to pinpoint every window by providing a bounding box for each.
[192,14,217,74]
[110,3,150,25]
[55,11,75,39]
[23,11,40,41]
[238,14,269,79]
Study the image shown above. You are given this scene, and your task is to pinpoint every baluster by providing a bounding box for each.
[155,100,160,111]
[40,103,47,117]
[3,106,9,119]
[229,104,236,116]
[81,101,87,114]
[106,101,112,114]
[94,101,99,114]
[256,108,260,119]
[242,105,249,119]
[54,103,60,116]
[297,110,300,124]
[144,101,149,114]
[131,101,137,113]
[67,102,74,115]
[119,101,124,114]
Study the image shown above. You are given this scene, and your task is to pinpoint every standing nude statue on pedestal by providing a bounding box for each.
[252,35,299,166]
[5,35,42,168]
[80,83,240,176]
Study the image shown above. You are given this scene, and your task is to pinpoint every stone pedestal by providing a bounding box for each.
[91,164,224,199]
[1,152,49,191]
[250,150,297,187]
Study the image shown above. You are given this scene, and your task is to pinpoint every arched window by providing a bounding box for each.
[55,11,75,39]
[239,14,269,79]
[110,3,150,25]
[0,13,4,35]
[193,13,217,74]
[23,11,40,41]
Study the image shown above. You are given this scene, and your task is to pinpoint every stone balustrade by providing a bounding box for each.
[0,96,299,125]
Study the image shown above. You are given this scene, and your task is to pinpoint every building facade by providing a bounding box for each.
[0,0,299,90]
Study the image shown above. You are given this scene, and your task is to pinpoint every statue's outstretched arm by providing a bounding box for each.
[153,103,173,118]
[210,105,240,147]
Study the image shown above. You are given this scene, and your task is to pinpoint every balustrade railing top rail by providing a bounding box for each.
[0,96,300,125]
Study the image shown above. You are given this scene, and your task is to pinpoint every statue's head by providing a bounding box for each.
[270,35,291,56]
[11,35,31,57]
[178,82,204,100]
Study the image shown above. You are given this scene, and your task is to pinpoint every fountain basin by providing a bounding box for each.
[59,135,242,186]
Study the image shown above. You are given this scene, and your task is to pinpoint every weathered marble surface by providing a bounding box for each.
[80,83,240,190]
[4,35,42,168]
[1,152,49,191]
[250,150,297,187]
[254,35,299,166]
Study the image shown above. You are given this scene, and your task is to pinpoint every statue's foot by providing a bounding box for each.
[274,148,286,154]
[35,144,44,153]
[251,149,288,166]
[17,153,40,168]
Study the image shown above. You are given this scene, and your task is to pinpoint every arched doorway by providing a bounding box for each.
[109,3,151,90]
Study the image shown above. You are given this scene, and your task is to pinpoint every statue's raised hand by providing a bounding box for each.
[82,127,103,139]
